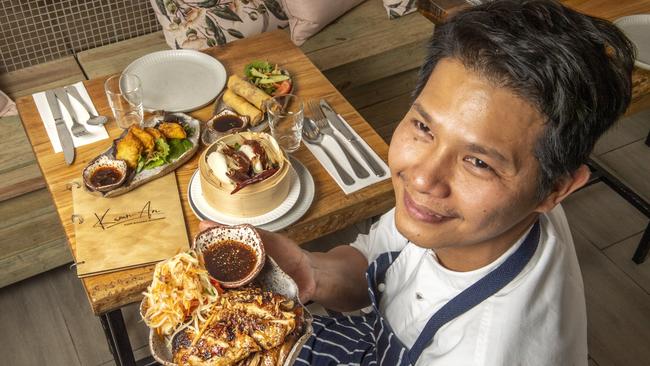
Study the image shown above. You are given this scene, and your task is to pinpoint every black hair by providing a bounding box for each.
[413,0,635,198]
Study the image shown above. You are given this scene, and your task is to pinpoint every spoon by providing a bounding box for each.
[302,118,355,186]
[64,86,109,126]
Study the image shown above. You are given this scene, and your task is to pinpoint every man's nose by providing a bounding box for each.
[409,151,452,198]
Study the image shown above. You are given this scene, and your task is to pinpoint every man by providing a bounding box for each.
[202,0,634,364]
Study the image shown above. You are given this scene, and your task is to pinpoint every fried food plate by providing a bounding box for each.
[83,113,201,197]
[140,255,313,366]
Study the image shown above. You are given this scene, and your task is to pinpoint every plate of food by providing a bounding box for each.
[198,131,293,218]
[140,224,312,366]
[209,61,294,135]
[188,155,315,231]
[82,113,200,197]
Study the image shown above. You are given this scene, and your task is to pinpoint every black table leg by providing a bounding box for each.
[100,309,137,366]
[632,223,650,264]
[586,159,650,264]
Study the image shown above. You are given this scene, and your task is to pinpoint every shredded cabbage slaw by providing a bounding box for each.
[142,250,221,344]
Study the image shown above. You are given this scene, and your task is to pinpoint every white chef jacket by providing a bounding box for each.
[350,206,588,365]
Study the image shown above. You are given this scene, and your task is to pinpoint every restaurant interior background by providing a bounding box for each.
[0,0,649,365]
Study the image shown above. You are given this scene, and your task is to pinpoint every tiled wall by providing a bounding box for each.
[0,0,162,73]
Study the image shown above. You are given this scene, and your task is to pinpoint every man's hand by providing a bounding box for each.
[198,221,317,303]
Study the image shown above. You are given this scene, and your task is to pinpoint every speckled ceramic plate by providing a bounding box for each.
[140,253,313,366]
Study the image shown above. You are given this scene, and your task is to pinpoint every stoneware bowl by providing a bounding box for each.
[193,224,266,288]
[202,109,250,146]
[82,155,128,192]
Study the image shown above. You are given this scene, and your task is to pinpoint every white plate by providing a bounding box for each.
[615,15,650,70]
[189,164,300,226]
[189,157,315,232]
[123,50,227,112]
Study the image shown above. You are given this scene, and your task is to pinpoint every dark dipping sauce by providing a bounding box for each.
[204,240,257,283]
[90,166,123,187]
[212,115,244,132]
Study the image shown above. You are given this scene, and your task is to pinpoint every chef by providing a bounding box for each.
[201,0,635,364]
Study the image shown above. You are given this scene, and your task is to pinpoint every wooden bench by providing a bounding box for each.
[0,0,431,287]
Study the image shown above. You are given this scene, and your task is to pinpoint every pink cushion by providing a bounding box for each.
[281,0,364,46]
[149,0,289,50]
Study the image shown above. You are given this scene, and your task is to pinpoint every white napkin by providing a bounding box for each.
[303,115,390,195]
[33,82,109,153]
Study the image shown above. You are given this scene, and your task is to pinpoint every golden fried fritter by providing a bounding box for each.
[130,125,155,155]
[145,127,165,141]
[116,131,143,169]
[158,122,187,139]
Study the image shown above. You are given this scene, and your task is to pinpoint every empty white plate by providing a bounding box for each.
[615,15,650,70]
[123,50,227,112]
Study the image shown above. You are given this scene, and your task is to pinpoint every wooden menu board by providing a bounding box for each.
[71,173,189,277]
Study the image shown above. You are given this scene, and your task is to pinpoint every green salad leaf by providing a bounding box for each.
[245,60,273,77]
[168,138,193,160]
[136,138,171,173]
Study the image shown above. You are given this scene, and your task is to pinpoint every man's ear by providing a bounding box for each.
[535,164,591,213]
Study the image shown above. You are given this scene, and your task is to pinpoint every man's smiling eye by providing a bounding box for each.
[412,119,430,133]
[464,156,492,170]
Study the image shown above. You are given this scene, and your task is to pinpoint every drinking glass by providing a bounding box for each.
[104,73,143,129]
[266,94,303,153]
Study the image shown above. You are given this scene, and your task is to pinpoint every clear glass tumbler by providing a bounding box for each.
[266,94,303,153]
[104,73,144,129]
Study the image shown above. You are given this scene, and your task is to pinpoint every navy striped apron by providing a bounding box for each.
[295,221,541,365]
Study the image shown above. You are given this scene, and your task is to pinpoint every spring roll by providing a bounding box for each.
[223,89,263,126]
[227,75,271,111]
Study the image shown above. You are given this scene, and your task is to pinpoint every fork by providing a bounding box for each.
[307,100,369,179]
[54,88,89,137]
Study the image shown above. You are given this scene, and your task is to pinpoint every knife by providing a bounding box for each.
[320,99,386,177]
[45,90,75,165]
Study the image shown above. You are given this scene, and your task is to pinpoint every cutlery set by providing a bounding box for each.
[44,86,108,165]
[303,99,386,185]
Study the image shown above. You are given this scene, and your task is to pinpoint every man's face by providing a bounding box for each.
[389,58,548,251]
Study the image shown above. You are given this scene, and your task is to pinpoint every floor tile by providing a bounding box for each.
[597,140,650,201]
[593,109,650,156]
[604,233,650,294]
[563,183,648,249]
[0,270,81,366]
[572,229,650,366]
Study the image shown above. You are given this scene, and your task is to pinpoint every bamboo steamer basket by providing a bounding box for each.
[199,131,291,218]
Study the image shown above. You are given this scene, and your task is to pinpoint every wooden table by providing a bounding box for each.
[16,30,395,365]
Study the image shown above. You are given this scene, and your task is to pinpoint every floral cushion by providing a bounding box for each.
[382,0,418,19]
[149,0,289,50]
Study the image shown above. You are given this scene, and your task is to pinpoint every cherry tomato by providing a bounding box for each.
[273,80,292,96]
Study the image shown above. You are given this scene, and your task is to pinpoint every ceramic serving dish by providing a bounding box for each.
[83,112,201,197]
[201,109,249,146]
[139,242,313,366]
[213,69,294,133]
[193,224,266,288]
[82,155,128,192]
